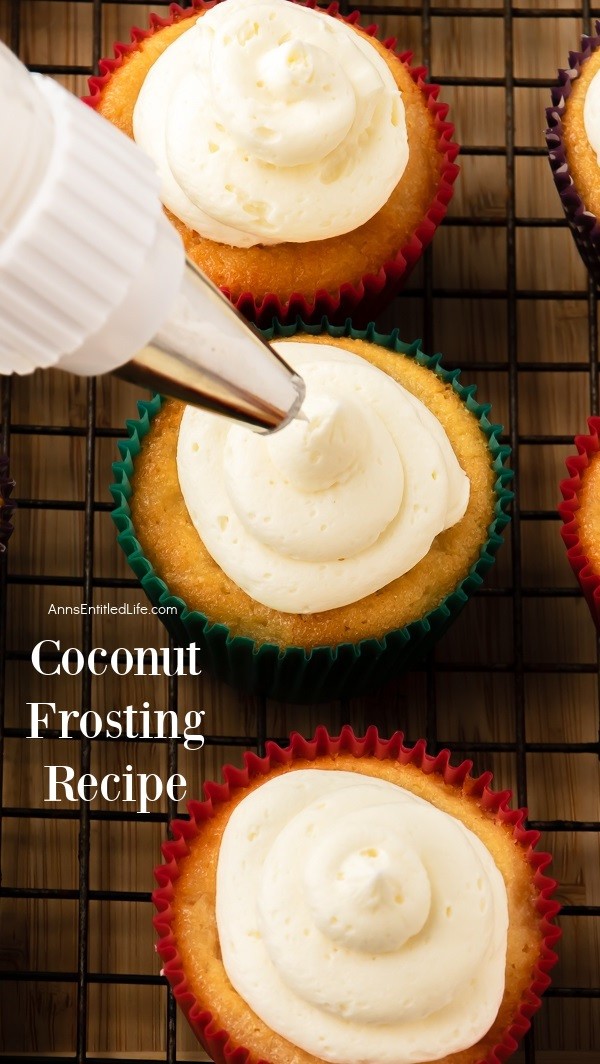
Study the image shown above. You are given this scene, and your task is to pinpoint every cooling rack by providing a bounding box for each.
[0,0,599,1060]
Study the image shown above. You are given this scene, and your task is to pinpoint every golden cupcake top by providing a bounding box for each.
[164,741,552,1064]
[128,333,498,648]
[92,0,447,303]
[133,0,410,247]
[176,340,470,613]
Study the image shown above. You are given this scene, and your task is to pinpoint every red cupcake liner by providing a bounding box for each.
[153,725,560,1064]
[84,1,459,328]
[559,416,600,628]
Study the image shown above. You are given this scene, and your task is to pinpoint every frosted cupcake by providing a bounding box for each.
[559,416,600,627]
[111,321,512,701]
[87,0,458,324]
[154,727,560,1064]
[547,23,600,282]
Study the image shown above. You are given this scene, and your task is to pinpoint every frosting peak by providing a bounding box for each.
[132,0,409,247]
[303,805,432,954]
[267,394,362,492]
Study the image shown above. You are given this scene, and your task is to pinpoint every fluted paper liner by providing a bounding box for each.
[559,416,600,628]
[110,318,513,702]
[85,0,459,327]
[546,23,600,283]
[153,725,560,1064]
[0,456,15,554]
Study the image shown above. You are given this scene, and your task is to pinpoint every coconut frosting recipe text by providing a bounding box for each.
[27,640,206,813]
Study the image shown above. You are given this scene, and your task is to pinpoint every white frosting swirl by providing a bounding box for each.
[584,71,600,164]
[216,769,508,1064]
[176,342,470,613]
[132,0,408,247]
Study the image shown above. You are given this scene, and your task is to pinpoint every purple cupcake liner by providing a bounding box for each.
[546,22,600,283]
[0,455,15,554]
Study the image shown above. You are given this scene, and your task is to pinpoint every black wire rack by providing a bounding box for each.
[1,0,599,1061]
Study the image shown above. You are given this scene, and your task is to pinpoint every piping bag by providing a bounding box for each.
[0,42,305,432]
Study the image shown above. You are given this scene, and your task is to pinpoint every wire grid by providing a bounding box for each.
[0,0,599,1061]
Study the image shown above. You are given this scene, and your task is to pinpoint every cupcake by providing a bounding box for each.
[0,456,15,554]
[153,726,560,1064]
[86,0,459,326]
[111,320,512,702]
[559,416,600,627]
[546,23,600,282]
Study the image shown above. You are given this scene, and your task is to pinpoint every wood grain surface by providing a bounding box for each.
[0,0,599,1060]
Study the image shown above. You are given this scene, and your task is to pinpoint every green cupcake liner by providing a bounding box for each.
[111,319,513,702]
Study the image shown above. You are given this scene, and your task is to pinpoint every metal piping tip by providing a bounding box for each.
[116,257,307,432]
[117,345,306,433]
